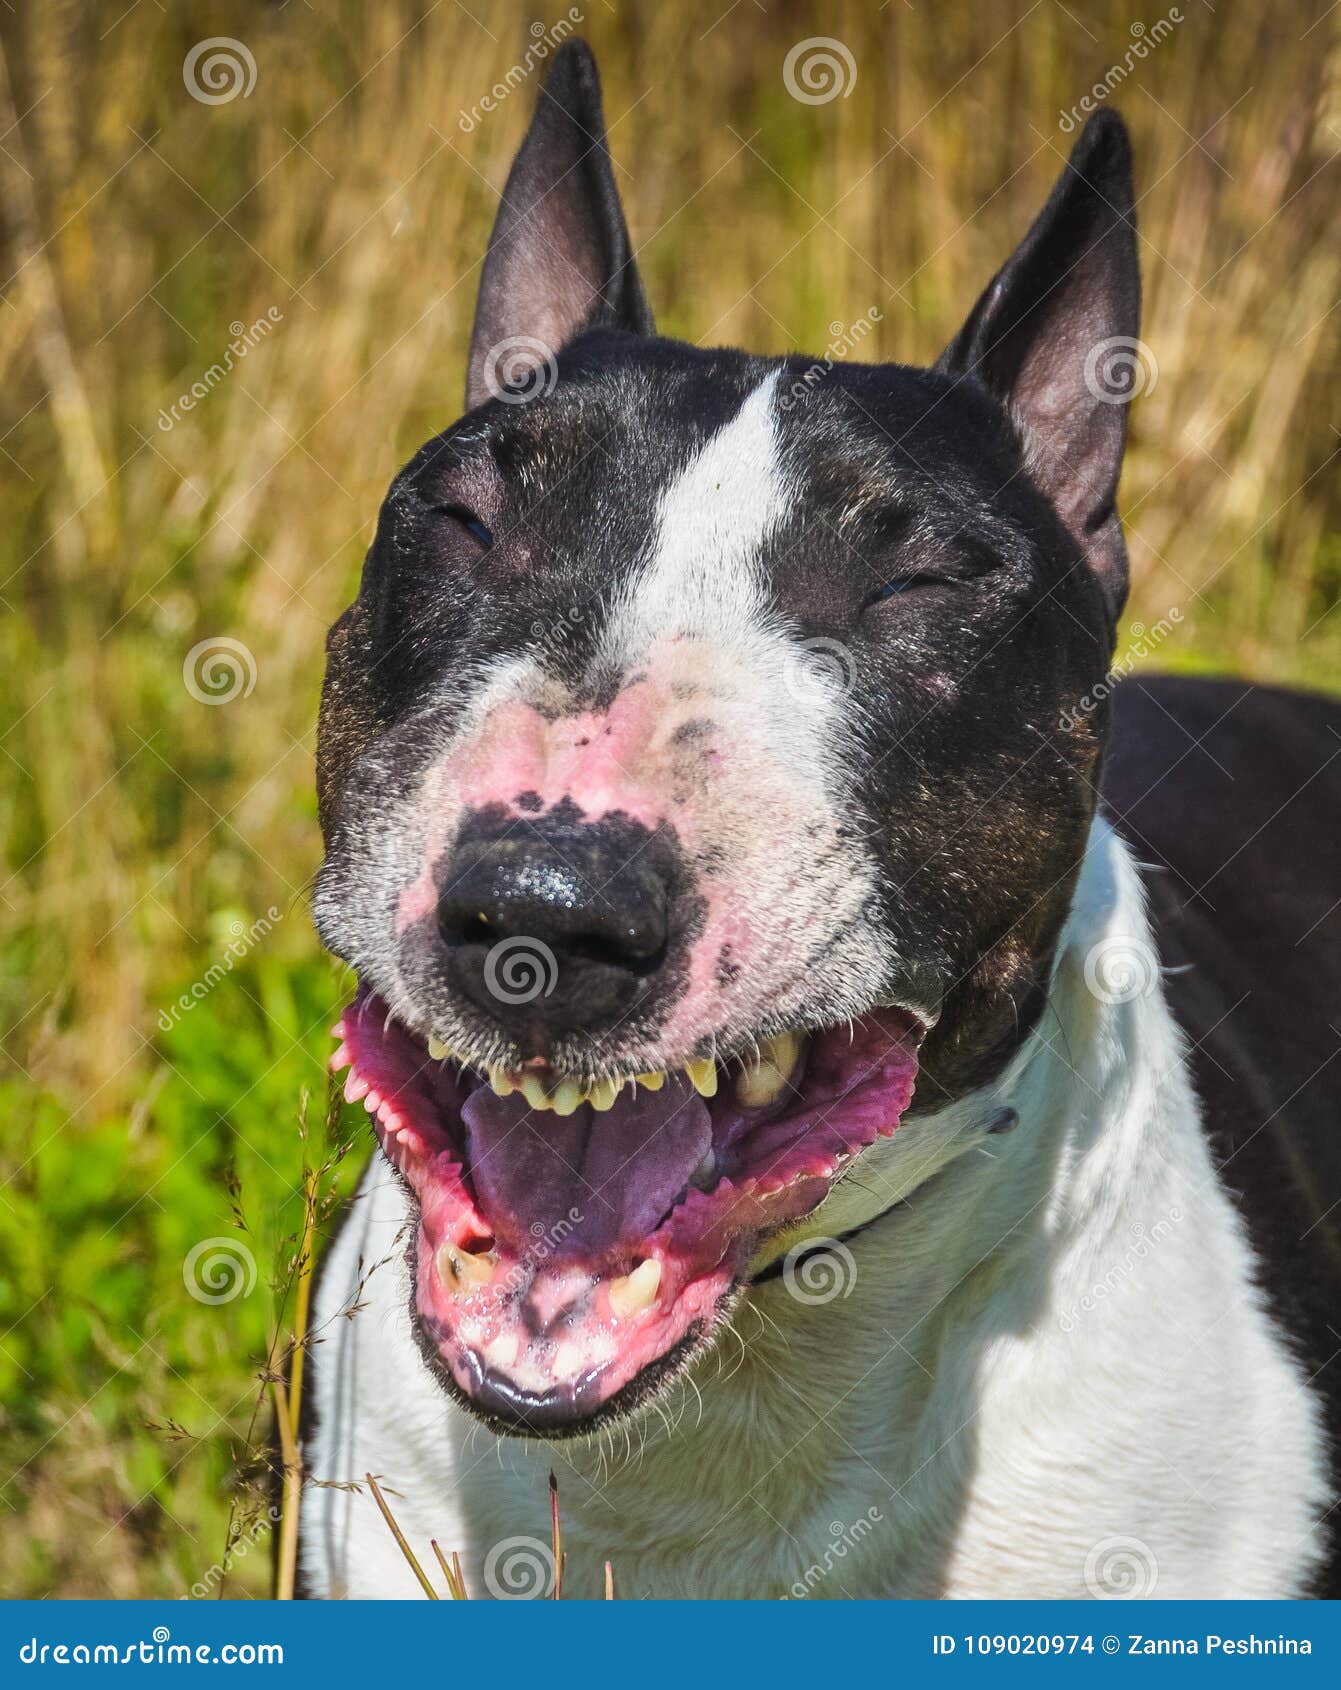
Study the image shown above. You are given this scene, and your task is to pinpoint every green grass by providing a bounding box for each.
[0,0,1337,1597]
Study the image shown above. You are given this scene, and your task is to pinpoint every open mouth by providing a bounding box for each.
[330,991,922,1434]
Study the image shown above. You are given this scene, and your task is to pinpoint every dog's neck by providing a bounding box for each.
[302,814,1328,1598]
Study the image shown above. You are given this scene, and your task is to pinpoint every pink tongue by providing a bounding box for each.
[461,1077,713,1257]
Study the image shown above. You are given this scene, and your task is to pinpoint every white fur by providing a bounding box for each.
[302,818,1331,1599]
[612,369,789,651]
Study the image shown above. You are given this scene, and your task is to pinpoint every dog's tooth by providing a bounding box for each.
[689,1146,718,1192]
[520,1074,552,1111]
[636,1071,666,1092]
[488,1066,516,1097]
[427,1036,450,1061]
[344,1071,368,1103]
[437,1241,497,1294]
[685,1059,718,1099]
[364,1090,381,1113]
[329,1043,351,1073]
[551,1079,584,1117]
[735,1030,803,1108]
[330,1021,346,1039]
[589,1078,620,1113]
[608,1257,662,1318]
[484,1333,519,1369]
[553,1341,583,1382]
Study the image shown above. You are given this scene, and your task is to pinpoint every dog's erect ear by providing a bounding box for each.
[938,112,1139,624]
[465,39,652,409]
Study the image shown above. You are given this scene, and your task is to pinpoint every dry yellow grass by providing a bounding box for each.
[0,0,1336,1597]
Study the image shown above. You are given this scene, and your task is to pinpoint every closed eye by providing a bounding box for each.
[432,504,493,547]
[861,572,945,608]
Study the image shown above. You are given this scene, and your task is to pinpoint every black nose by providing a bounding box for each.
[437,812,677,1050]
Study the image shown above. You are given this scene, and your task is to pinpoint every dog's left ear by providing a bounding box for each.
[938,112,1139,625]
[465,39,653,410]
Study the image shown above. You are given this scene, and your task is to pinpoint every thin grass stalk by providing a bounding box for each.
[271,1381,302,1601]
[549,1470,564,1600]
[367,1473,439,1599]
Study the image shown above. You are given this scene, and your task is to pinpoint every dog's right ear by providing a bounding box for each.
[465,39,652,409]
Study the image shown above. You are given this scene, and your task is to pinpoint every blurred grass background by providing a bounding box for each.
[0,0,1336,1597]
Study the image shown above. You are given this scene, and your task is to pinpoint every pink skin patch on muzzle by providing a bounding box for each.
[329,992,921,1431]
[388,676,855,1057]
[394,688,676,939]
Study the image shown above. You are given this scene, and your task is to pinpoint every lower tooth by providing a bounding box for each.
[484,1334,519,1369]
[690,1147,718,1191]
[438,1242,497,1293]
[609,1257,661,1317]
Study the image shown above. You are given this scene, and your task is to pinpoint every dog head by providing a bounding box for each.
[314,42,1138,1434]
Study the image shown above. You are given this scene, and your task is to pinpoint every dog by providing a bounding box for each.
[298,41,1341,1598]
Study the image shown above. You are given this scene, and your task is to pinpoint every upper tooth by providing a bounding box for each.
[488,1066,515,1097]
[551,1079,584,1116]
[520,1074,552,1110]
[609,1257,661,1317]
[636,1071,665,1091]
[685,1059,718,1098]
[438,1242,497,1294]
[428,1036,450,1061]
[589,1079,620,1112]
[735,1031,802,1108]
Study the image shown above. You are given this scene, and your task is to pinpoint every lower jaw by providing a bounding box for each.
[333,992,921,1434]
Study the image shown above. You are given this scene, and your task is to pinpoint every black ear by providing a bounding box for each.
[938,112,1140,624]
[466,40,652,410]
